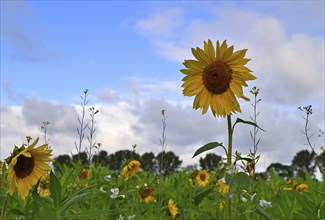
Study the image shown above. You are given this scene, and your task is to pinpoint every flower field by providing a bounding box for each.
[0,157,324,219]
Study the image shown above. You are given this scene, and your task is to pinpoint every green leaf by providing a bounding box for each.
[192,142,225,158]
[233,172,250,190]
[193,187,214,206]
[50,171,62,211]
[6,209,26,216]
[60,192,90,215]
[64,210,113,219]
[233,118,265,131]
[256,205,271,220]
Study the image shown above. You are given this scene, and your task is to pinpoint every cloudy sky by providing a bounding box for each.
[1,1,324,172]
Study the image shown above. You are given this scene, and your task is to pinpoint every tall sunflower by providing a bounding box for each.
[6,137,53,199]
[181,40,256,117]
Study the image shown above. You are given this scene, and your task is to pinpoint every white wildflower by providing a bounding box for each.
[104,175,111,181]
[110,188,125,199]
[128,214,136,220]
[99,186,107,193]
[259,199,272,208]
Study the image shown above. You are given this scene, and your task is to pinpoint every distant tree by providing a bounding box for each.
[291,150,316,179]
[107,150,140,170]
[266,163,293,178]
[141,152,156,173]
[199,153,222,171]
[92,150,109,167]
[53,154,72,171]
[156,151,182,176]
[72,152,89,166]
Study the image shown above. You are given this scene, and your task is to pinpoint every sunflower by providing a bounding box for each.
[167,199,178,219]
[216,179,229,194]
[122,160,141,180]
[246,161,255,177]
[78,168,91,180]
[39,175,50,197]
[6,137,53,199]
[296,183,309,192]
[137,185,156,203]
[181,39,256,117]
[192,170,209,187]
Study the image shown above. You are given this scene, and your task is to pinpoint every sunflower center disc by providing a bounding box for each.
[199,173,206,181]
[14,155,35,178]
[203,61,232,94]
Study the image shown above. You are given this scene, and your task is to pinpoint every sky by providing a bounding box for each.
[1,1,324,173]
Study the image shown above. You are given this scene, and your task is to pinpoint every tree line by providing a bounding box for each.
[53,149,325,179]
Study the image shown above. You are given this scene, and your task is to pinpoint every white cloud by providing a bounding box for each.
[134,7,184,38]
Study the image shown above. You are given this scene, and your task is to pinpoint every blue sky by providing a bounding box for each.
[1,1,324,171]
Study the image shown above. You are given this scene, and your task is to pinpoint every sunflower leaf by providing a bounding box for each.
[233,118,265,132]
[193,187,214,206]
[192,142,225,158]
[60,192,90,215]
[50,171,62,211]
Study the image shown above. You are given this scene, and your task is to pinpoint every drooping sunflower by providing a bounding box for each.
[167,199,178,219]
[6,137,53,199]
[181,39,256,117]
[122,160,141,180]
[192,170,209,187]
[137,185,156,203]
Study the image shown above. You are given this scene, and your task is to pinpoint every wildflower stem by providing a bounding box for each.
[226,115,233,220]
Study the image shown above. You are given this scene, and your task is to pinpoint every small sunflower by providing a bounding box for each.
[296,183,309,192]
[122,160,141,180]
[167,199,178,219]
[192,170,209,187]
[39,176,50,197]
[246,161,255,177]
[138,185,156,203]
[181,39,256,117]
[6,137,53,199]
[78,168,91,180]
[216,179,229,194]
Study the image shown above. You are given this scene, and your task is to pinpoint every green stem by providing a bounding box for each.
[226,115,233,220]
[227,115,233,165]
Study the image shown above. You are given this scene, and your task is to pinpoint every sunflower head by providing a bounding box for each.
[216,179,229,194]
[122,160,141,180]
[246,161,255,177]
[78,168,91,180]
[39,175,50,197]
[137,185,156,203]
[181,39,256,117]
[296,183,309,192]
[192,170,209,187]
[167,199,178,219]
[6,137,53,199]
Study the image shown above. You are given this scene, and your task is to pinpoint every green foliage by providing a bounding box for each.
[192,142,226,158]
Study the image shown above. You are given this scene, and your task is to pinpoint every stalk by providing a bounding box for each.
[227,115,233,220]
